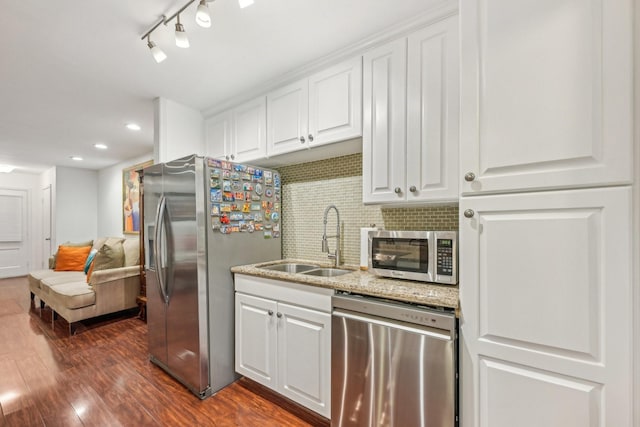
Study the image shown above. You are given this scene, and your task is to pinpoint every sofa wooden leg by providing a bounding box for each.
[30,292,35,301]
[51,311,56,330]
[69,322,77,336]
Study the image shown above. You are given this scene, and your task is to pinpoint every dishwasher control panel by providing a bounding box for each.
[332,293,456,332]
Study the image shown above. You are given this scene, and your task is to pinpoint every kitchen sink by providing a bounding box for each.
[259,263,319,273]
[302,268,352,277]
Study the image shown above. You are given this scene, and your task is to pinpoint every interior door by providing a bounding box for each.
[42,185,51,268]
[0,189,28,278]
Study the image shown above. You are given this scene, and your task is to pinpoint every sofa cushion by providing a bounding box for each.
[93,241,125,271]
[40,272,86,294]
[122,238,140,267]
[28,269,59,290]
[54,246,92,271]
[49,282,96,309]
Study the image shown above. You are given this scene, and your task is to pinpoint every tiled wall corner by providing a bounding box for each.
[280,152,458,266]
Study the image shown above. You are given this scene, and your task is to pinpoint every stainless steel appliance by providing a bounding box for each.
[332,293,458,427]
[144,154,281,398]
[369,230,458,284]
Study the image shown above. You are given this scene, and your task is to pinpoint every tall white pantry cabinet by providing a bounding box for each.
[458,1,634,427]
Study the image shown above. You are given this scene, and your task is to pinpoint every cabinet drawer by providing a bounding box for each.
[234,274,333,313]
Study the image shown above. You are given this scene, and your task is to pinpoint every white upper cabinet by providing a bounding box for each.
[267,57,362,157]
[363,15,459,204]
[267,80,309,156]
[459,0,633,195]
[308,57,362,147]
[231,96,267,163]
[362,37,407,204]
[205,111,231,160]
[406,17,459,202]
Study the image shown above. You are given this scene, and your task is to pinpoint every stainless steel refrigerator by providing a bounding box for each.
[144,154,282,398]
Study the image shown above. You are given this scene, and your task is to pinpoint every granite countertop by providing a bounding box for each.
[231,259,460,313]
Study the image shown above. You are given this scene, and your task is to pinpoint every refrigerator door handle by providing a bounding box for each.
[154,195,169,305]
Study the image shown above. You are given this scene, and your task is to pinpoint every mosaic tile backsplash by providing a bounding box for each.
[280,152,459,265]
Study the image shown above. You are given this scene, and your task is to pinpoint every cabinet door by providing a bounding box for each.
[235,293,277,389]
[267,79,309,156]
[205,111,231,160]
[459,0,632,195]
[308,57,362,148]
[406,16,459,203]
[362,38,407,204]
[277,302,331,418]
[459,187,632,427]
[232,97,266,163]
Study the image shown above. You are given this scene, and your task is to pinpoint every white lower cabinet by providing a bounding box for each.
[459,186,632,427]
[235,275,332,418]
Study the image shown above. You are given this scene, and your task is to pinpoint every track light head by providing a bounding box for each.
[147,37,167,63]
[196,0,212,28]
[175,15,189,48]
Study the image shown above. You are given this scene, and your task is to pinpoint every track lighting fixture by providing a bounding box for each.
[196,0,212,28]
[142,0,254,63]
[141,15,167,63]
[174,15,190,48]
[147,36,167,63]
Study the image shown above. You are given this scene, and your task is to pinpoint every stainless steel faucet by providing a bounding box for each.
[322,204,341,267]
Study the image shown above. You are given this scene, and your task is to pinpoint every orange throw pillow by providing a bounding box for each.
[54,245,92,272]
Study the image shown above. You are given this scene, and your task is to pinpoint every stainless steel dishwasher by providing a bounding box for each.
[332,293,457,427]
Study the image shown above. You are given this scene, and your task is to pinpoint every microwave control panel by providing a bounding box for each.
[436,239,454,276]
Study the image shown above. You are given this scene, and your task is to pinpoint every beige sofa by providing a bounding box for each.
[28,237,141,334]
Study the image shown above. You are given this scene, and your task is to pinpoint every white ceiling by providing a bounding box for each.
[0,0,441,174]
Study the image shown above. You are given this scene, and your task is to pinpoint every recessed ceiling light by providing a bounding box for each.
[70,156,83,161]
[0,165,15,173]
[126,123,141,131]
[94,143,108,150]
[239,0,254,8]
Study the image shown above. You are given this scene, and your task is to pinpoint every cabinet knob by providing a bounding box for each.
[268,310,273,316]
[464,209,475,218]
[464,172,476,182]
[308,134,314,142]
[409,185,417,193]
[299,136,306,144]
[230,154,235,160]
[225,155,230,161]
[276,312,282,318]
[394,187,402,194]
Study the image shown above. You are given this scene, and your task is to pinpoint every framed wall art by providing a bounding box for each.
[123,160,153,234]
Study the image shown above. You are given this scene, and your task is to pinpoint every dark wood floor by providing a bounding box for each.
[0,276,318,426]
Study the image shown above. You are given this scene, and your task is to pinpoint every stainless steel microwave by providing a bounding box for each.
[368,230,458,285]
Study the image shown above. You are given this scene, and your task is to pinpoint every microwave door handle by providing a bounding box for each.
[154,195,169,305]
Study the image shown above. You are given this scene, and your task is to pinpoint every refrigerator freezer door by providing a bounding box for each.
[163,156,210,396]
[144,163,168,367]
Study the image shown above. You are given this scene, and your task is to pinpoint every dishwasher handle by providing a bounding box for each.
[333,308,455,342]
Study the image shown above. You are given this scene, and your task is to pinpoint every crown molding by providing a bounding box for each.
[202,0,457,118]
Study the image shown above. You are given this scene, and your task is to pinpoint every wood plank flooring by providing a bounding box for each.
[0,276,324,427]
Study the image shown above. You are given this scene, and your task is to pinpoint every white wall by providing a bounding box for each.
[97,153,153,238]
[54,167,98,247]
[0,171,43,271]
[154,97,204,163]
